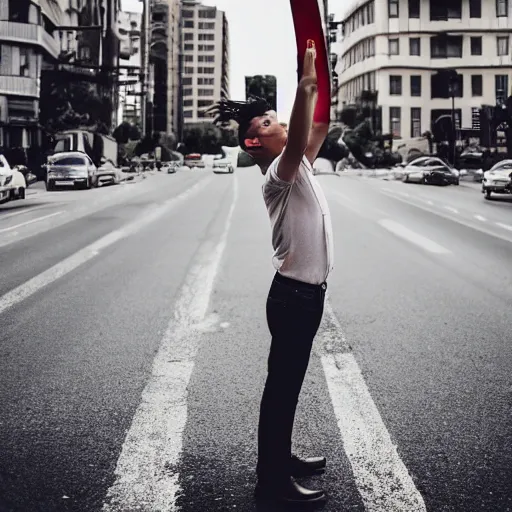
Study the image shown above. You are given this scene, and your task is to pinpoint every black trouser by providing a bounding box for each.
[256,272,326,485]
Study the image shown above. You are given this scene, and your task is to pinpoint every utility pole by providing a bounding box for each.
[141,0,150,137]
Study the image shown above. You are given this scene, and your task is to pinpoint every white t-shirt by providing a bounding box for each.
[262,153,334,285]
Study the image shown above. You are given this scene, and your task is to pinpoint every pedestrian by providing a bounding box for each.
[207,41,333,507]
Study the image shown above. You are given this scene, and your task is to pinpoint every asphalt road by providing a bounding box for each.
[0,167,511,512]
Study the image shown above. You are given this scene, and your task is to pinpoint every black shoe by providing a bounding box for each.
[291,455,327,477]
[255,477,326,507]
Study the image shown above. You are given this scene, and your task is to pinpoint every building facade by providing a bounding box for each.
[147,0,180,136]
[0,0,63,149]
[336,0,512,139]
[180,0,229,124]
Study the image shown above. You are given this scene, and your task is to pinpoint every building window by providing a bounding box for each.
[198,100,214,108]
[408,0,420,17]
[19,48,30,77]
[183,99,193,107]
[388,38,399,55]
[495,74,509,103]
[409,37,421,55]
[184,33,194,41]
[411,108,421,137]
[199,22,215,29]
[184,55,194,62]
[184,110,193,118]
[182,77,193,85]
[471,107,480,129]
[496,0,508,16]
[411,75,422,96]
[197,66,215,74]
[431,72,463,98]
[388,0,399,17]
[182,10,194,18]
[390,107,401,137]
[198,77,214,85]
[390,75,402,95]
[184,20,194,28]
[184,66,194,74]
[431,35,463,58]
[198,44,214,51]
[198,33,215,41]
[497,36,509,56]
[470,36,482,55]
[368,1,375,23]
[183,88,193,96]
[198,88,214,96]
[199,9,216,18]
[430,0,462,20]
[469,0,482,17]
[471,75,483,96]
[184,43,194,51]
[198,55,215,62]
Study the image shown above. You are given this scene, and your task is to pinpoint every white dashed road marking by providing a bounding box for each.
[0,179,211,316]
[444,206,458,214]
[318,302,427,511]
[0,211,63,234]
[496,222,512,232]
[103,177,238,512]
[378,219,451,254]
[474,215,487,222]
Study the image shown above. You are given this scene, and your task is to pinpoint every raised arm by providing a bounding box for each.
[277,46,318,182]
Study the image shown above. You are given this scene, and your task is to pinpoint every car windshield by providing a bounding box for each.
[53,157,87,166]
[493,162,512,171]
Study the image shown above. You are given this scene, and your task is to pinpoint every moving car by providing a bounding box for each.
[96,158,121,187]
[457,146,484,182]
[46,152,97,190]
[162,162,178,174]
[184,153,205,169]
[481,160,512,199]
[0,155,27,204]
[401,156,460,185]
[213,157,234,174]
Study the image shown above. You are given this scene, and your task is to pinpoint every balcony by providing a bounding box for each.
[0,76,39,98]
[0,21,60,59]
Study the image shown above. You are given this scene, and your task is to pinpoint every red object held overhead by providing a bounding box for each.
[290,0,331,123]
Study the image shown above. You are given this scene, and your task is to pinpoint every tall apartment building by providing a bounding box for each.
[0,0,63,149]
[336,0,512,139]
[180,0,230,124]
[148,0,180,135]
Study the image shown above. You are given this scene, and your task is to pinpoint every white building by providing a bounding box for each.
[180,0,230,124]
[336,0,512,139]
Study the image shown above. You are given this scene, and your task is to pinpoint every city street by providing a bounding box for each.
[1,168,511,512]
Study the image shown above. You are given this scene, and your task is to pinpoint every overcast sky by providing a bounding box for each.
[122,0,346,123]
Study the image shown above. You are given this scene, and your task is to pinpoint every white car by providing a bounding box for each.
[401,156,460,185]
[46,152,97,190]
[0,154,27,204]
[482,160,512,200]
[213,157,234,174]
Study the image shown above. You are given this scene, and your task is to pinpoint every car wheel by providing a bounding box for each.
[421,176,427,184]
[485,189,492,200]
[402,174,409,183]
[46,180,55,191]
[85,177,91,189]
[18,187,25,199]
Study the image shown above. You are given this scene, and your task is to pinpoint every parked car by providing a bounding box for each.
[184,153,205,169]
[457,146,484,182]
[96,158,121,187]
[481,160,512,199]
[45,152,97,190]
[0,155,27,204]
[162,162,178,174]
[402,156,460,185]
[213,156,234,174]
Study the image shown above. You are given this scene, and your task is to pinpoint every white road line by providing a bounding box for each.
[0,204,52,221]
[102,177,238,512]
[0,211,63,234]
[378,219,451,254]
[444,206,459,214]
[496,222,512,232]
[474,215,487,222]
[0,178,211,316]
[318,302,426,511]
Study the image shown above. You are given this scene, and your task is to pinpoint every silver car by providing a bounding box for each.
[46,152,97,190]
[402,156,460,185]
[482,160,512,199]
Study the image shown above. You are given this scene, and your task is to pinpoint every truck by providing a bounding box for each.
[52,130,118,168]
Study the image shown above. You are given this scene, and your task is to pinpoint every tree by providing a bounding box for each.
[39,72,113,134]
[245,75,277,111]
[180,123,223,155]
[113,122,141,144]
